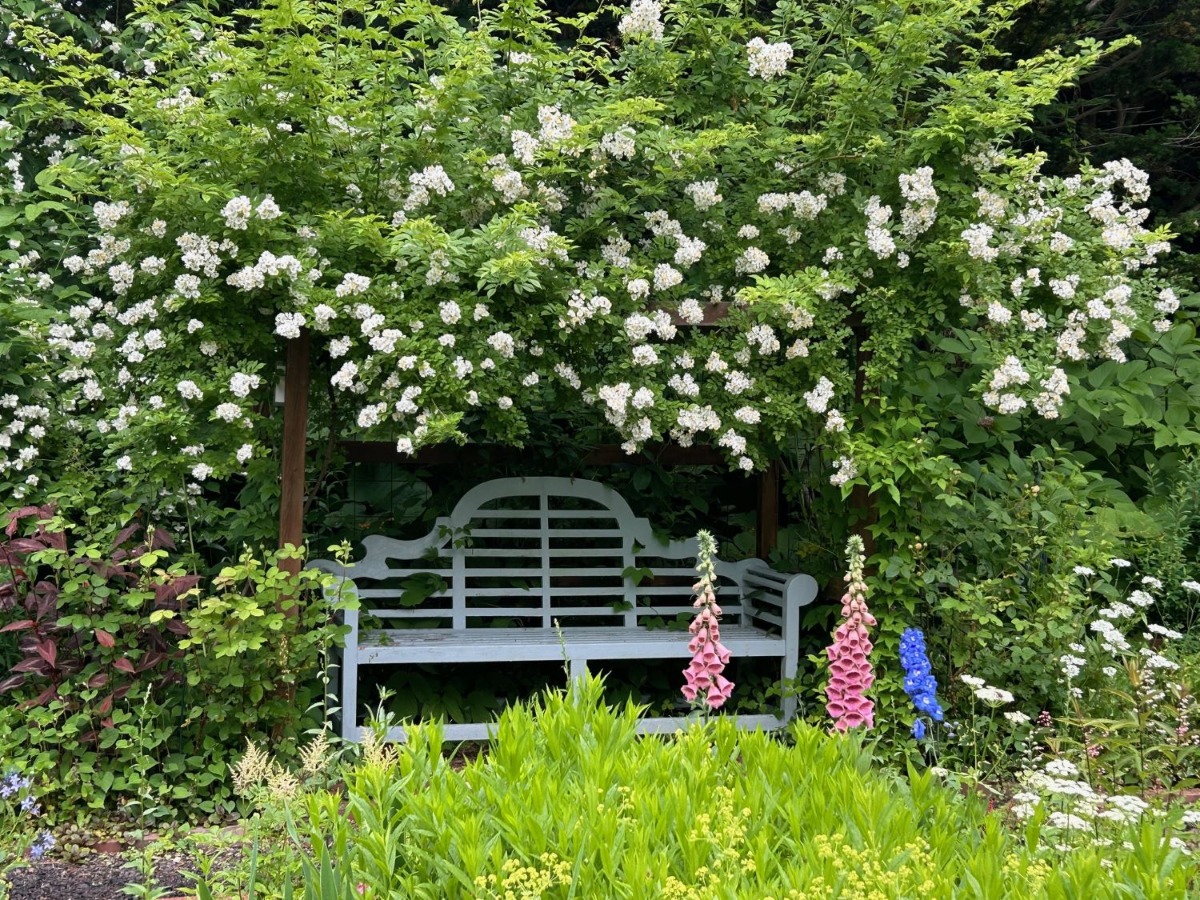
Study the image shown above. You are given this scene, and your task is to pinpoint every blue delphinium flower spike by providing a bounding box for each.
[899,627,943,739]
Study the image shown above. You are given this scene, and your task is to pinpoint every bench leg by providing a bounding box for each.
[781,649,798,724]
[341,647,359,743]
[336,607,361,742]
[569,657,589,685]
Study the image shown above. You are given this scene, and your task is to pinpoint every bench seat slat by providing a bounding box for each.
[365,605,750,620]
[457,586,625,597]
[370,607,635,619]
[465,509,622,519]
[357,625,785,664]
[460,547,629,558]
[359,626,782,647]
[357,584,721,599]
[458,567,625,578]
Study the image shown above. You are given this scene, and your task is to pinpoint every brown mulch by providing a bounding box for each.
[5,851,197,900]
[449,741,485,770]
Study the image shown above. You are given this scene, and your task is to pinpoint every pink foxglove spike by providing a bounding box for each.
[682,530,734,710]
[825,535,876,731]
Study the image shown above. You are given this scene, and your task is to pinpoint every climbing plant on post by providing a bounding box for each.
[0,0,1181,549]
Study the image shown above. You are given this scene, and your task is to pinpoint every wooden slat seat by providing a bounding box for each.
[310,476,818,741]
[358,625,787,664]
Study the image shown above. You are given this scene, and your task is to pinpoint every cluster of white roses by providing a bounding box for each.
[0,12,1180,507]
[955,157,1173,421]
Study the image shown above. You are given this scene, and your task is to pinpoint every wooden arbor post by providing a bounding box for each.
[756,460,780,561]
[278,329,311,576]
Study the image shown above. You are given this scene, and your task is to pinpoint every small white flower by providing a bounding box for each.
[745,37,793,80]
[617,0,664,42]
[228,372,261,398]
[336,273,371,297]
[214,402,241,422]
[684,180,722,211]
[653,263,683,291]
[974,691,1012,710]
[1147,623,1183,640]
[222,195,252,230]
[1047,811,1090,831]
[829,456,857,487]
[1044,759,1079,778]
[1128,590,1154,608]
[734,247,769,275]
[439,300,462,325]
[255,195,281,220]
[176,380,204,401]
[274,312,305,339]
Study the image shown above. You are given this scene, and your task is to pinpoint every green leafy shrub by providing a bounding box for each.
[0,505,354,819]
[794,402,1119,722]
[179,544,353,744]
[264,678,1196,898]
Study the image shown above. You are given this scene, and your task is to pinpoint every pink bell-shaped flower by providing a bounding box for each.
[681,530,734,711]
[825,536,876,732]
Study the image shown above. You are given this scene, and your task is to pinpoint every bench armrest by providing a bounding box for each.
[780,571,819,639]
[307,563,360,633]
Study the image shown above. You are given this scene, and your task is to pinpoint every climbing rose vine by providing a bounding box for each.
[0,0,1180,512]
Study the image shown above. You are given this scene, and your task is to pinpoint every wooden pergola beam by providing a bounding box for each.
[341,440,727,467]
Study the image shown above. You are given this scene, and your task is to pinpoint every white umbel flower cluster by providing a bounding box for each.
[804,377,835,413]
[864,196,895,259]
[898,167,938,236]
[735,247,769,275]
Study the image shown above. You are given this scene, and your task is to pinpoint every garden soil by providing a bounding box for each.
[6,852,195,900]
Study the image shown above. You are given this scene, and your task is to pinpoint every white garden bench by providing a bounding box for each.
[309,476,818,741]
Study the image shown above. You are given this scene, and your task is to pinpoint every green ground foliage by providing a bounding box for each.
[235,679,1199,898]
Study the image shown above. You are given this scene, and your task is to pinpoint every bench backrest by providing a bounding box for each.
[312,476,796,633]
